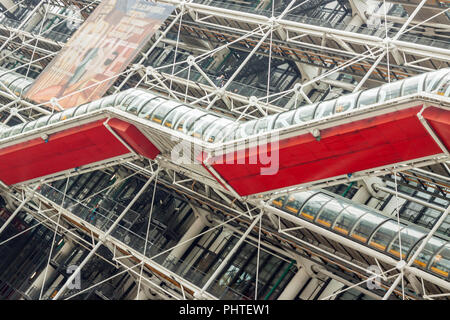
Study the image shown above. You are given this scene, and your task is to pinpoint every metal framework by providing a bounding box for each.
[0,0,448,301]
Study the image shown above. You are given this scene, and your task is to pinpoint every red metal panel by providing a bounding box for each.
[206,106,447,196]
[422,106,450,151]
[108,119,160,159]
[0,119,128,185]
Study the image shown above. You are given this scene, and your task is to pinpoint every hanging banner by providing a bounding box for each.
[25,0,175,109]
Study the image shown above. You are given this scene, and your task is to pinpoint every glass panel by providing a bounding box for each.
[151,100,182,124]
[402,74,426,96]
[47,113,62,125]
[351,212,387,243]
[333,205,367,235]
[273,110,296,129]
[316,198,346,228]
[292,103,317,124]
[436,73,450,97]
[369,220,405,252]
[378,80,403,103]
[314,100,336,119]
[10,123,26,136]
[283,191,316,216]
[34,115,51,129]
[254,115,277,135]
[429,245,450,278]
[190,114,219,138]
[409,237,446,269]
[334,93,359,114]
[21,121,37,133]
[0,128,10,139]
[137,97,166,120]
[74,104,89,117]
[234,120,258,140]
[163,105,192,129]
[388,226,426,259]
[86,100,103,113]
[425,69,450,92]
[113,91,131,107]
[357,87,379,109]
[60,108,77,120]
[271,196,287,208]
[203,120,235,143]
[126,92,157,115]
[116,95,135,111]
[174,109,205,134]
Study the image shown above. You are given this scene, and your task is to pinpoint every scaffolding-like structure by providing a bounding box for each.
[0,0,449,301]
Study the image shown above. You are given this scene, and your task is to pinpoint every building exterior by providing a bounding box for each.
[0,0,448,301]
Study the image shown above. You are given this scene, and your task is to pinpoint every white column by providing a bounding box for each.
[278,267,310,300]
[345,14,364,31]
[352,186,371,204]
[299,277,320,300]
[382,196,407,216]
[318,279,345,300]
[166,216,206,264]
[0,0,15,11]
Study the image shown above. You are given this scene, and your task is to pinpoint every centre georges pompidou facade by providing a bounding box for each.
[0,0,449,301]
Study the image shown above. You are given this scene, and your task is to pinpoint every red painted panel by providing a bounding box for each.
[422,106,450,151]
[205,106,447,196]
[0,119,129,185]
[109,119,160,159]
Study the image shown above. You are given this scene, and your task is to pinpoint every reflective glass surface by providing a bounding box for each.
[315,198,346,228]
[351,212,387,243]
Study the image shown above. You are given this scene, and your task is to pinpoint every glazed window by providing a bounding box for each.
[429,245,450,278]
[333,205,367,235]
[203,119,234,143]
[334,93,359,114]
[292,103,317,124]
[357,87,379,109]
[254,115,277,134]
[112,91,130,106]
[351,213,387,243]
[273,110,296,129]
[272,196,287,208]
[425,69,450,92]
[409,237,446,269]
[47,113,62,125]
[283,191,316,216]
[316,198,346,228]
[151,100,182,124]
[388,227,425,259]
[163,105,192,129]
[9,123,26,136]
[126,93,155,115]
[369,220,405,252]
[21,121,37,133]
[60,107,77,120]
[189,114,219,138]
[74,104,89,117]
[378,80,403,103]
[34,115,51,129]
[174,109,205,134]
[436,73,450,97]
[314,100,336,119]
[87,100,103,113]
[234,120,258,140]
[402,74,426,96]
[138,97,166,120]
